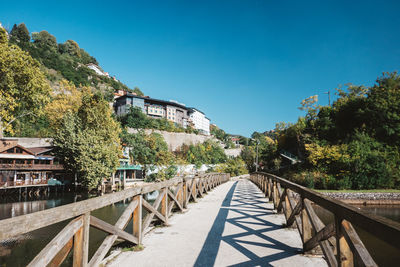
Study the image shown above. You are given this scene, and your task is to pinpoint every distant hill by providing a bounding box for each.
[6,23,143,100]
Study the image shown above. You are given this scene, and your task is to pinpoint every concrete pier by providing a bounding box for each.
[106,179,327,266]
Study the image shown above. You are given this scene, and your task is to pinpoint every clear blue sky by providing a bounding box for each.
[2,0,400,137]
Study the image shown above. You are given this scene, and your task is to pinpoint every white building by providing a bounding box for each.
[188,108,210,135]
[87,63,110,77]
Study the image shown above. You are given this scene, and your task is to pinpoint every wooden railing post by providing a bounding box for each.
[161,187,168,225]
[193,179,197,201]
[183,181,188,208]
[263,178,266,194]
[177,182,183,208]
[73,212,90,267]
[268,178,272,200]
[133,195,142,245]
[273,181,278,209]
[335,217,354,267]
[301,198,312,253]
[73,224,84,267]
[284,188,291,220]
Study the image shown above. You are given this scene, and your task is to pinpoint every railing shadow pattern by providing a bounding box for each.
[195,180,303,267]
[250,172,400,267]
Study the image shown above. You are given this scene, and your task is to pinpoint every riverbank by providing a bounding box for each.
[321,192,400,205]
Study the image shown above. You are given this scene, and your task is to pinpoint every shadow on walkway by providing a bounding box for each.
[194,180,302,267]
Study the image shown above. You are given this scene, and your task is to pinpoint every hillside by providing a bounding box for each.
[7,23,143,100]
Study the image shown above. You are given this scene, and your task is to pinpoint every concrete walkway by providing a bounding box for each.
[106,179,327,267]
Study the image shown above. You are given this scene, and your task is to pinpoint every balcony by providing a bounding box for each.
[0,163,64,171]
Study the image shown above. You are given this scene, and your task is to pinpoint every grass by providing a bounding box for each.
[122,244,145,252]
[316,189,400,193]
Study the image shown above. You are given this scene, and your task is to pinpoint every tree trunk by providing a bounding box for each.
[0,119,3,138]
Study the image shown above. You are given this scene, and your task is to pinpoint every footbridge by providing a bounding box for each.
[0,172,399,266]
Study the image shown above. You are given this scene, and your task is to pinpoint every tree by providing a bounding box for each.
[53,92,121,189]
[9,23,30,48]
[121,107,149,129]
[133,87,144,96]
[0,26,7,44]
[45,80,84,130]
[210,124,228,142]
[0,40,51,137]
[59,40,81,57]
[122,130,176,180]
[216,158,248,176]
[32,31,57,50]
[240,146,256,171]
[366,72,400,145]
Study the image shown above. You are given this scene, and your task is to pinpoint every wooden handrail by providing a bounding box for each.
[250,172,400,267]
[0,172,230,267]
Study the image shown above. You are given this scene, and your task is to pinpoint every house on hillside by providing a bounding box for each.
[0,139,67,187]
[230,136,241,147]
[87,63,110,77]
[114,94,190,128]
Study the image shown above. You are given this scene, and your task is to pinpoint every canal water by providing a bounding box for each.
[0,192,136,267]
[0,193,400,266]
[313,204,400,266]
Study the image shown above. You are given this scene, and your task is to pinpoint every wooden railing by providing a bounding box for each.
[0,173,229,267]
[0,163,64,170]
[250,172,400,267]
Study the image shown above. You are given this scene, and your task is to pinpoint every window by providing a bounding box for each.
[6,148,14,153]
[15,159,25,164]
[15,148,23,153]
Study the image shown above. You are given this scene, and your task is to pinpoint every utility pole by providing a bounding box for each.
[255,140,259,172]
[325,90,331,106]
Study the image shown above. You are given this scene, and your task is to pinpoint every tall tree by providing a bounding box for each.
[0,35,51,137]
[31,30,57,50]
[53,92,121,189]
[366,72,400,145]
[0,27,7,44]
[45,80,84,130]
[9,23,30,48]
[58,40,81,57]
[133,87,144,96]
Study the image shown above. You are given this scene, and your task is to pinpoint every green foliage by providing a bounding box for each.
[0,27,7,44]
[59,40,81,57]
[121,130,178,181]
[240,146,256,171]
[366,72,400,145]
[0,40,51,136]
[264,72,400,190]
[9,23,30,48]
[32,31,58,50]
[52,93,121,189]
[176,140,227,167]
[216,158,248,177]
[210,124,228,142]
[2,23,144,138]
[8,23,134,98]
[345,132,398,189]
[132,87,144,96]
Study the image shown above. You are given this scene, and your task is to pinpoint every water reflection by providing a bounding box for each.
[313,204,400,267]
[0,191,156,266]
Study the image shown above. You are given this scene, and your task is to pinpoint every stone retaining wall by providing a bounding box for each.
[323,192,400,205]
